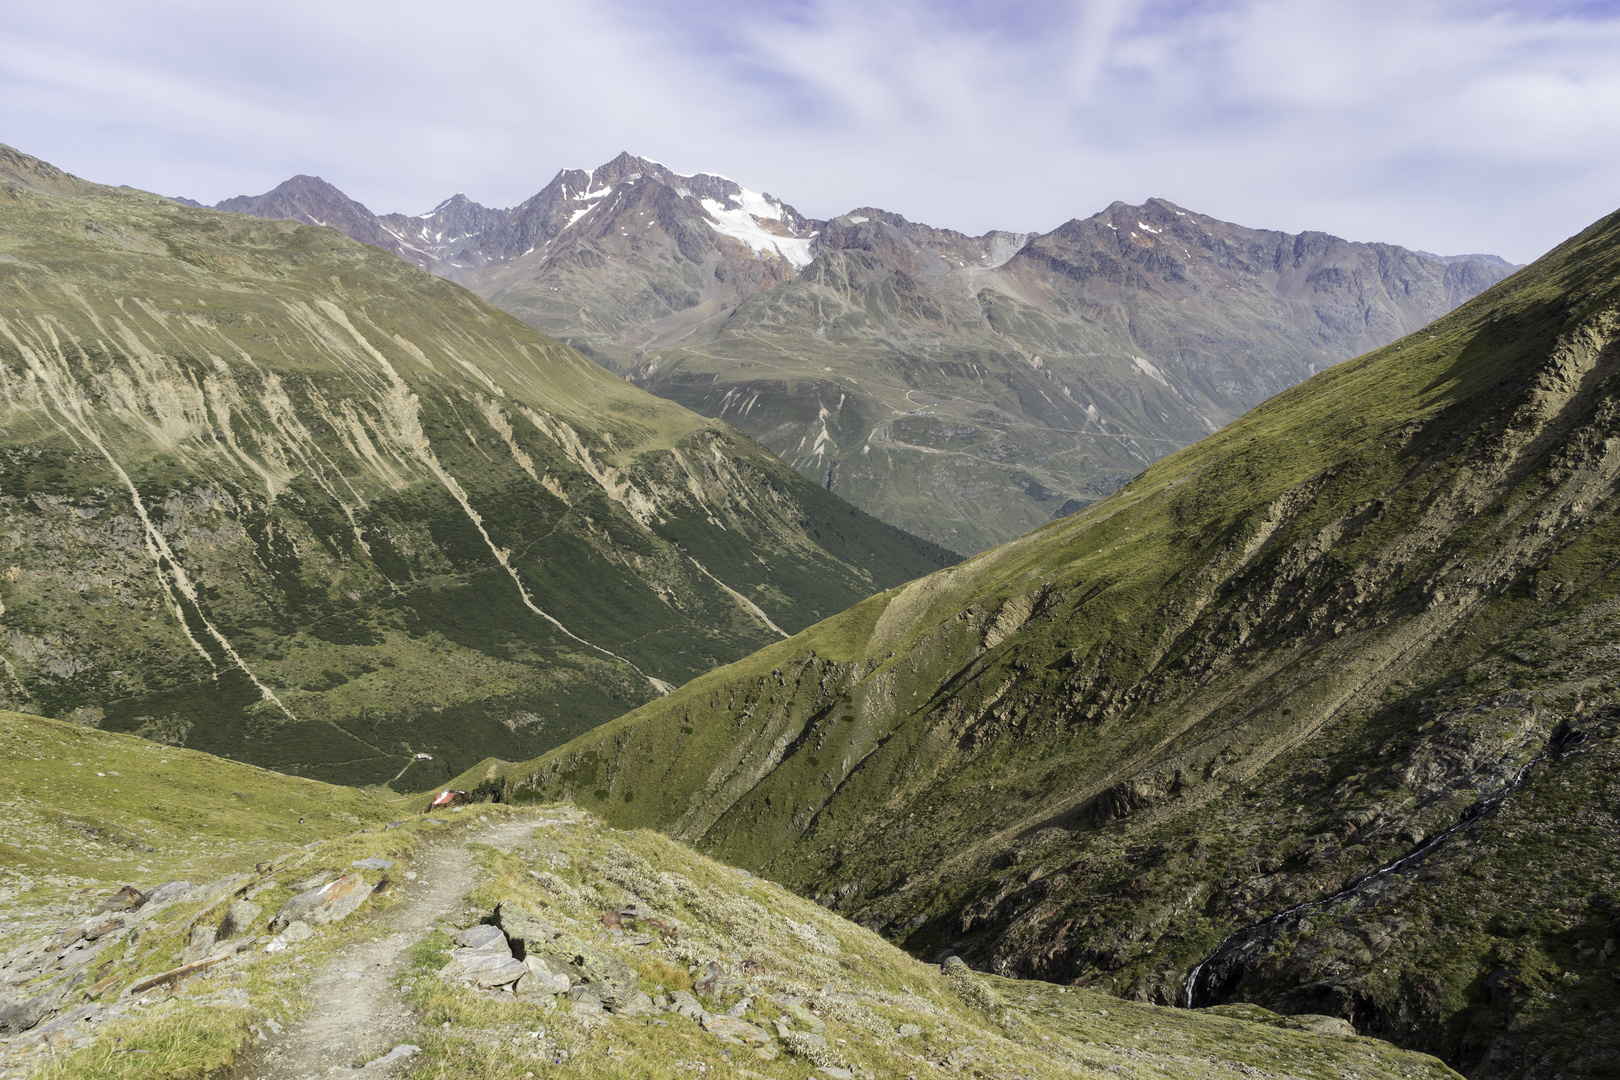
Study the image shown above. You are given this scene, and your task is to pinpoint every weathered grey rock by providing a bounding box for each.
[264,919,314,953]
[0,989,58,1035]
[181,926,217,965]
[362,1043,420,1071]
[768,993,827,1033]
[144,881,194,906]
[516,967,571,996]
[567,985,604,1009]
[493,901,561,954]
[192,873,253,908]
[94,886,147,913]
[562,942,638,1008]
[941,955,968,972]
[441,952,528,987]
[216,900,262,942]
[668,989,704,1019]
[453,925,509,951]
[616,990,654,1016]
[897,1023,922,1037]
[701,1011,773,1045]
[352,858,395,871]
[269,874,370,931]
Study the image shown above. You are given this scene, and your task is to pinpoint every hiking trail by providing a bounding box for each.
[234,815,539,1079]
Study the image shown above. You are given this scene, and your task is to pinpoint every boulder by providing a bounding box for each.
[352,857,395,871]
[440,950,528,988]
[493,901,561,955]
[516,960,571,996]
[552,942,638,1009]
[216,900,262,942]
[616,990,655,1016]
[700,1011,773,1045]
[667,989,704,1019]
[453,925,509,951]
[181,926,218,965]
[145,881,194,906]
[94,885,147,913]
[269,874,370,931]
[0,990,57,1035]
[191,873,253,907]
[264,920,314,953]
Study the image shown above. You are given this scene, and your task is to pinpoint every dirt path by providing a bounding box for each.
[235,815,538,1080]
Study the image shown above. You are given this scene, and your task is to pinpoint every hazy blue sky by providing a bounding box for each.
[3,0,1617,261]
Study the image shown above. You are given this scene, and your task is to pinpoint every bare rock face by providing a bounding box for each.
[180,926,218,965]
[216,900,262,942]
[440,923,527,989]
[269,875,371,931]
[487,900,637,1006]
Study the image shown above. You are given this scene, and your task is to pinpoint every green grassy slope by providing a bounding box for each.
[0,144,952,788]
[476,207,1620,1076]
[0,709,396,903]
[0,727,1459,1080]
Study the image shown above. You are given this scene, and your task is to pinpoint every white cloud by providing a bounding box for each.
[0,0,1617,262]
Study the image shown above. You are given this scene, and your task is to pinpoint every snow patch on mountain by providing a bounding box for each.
[700,193,814,268]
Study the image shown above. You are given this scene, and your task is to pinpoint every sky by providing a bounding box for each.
[3,0,1619,263]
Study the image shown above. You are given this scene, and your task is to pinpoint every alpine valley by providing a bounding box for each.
[207,154,1517,553]
[0,144,953,789]
[1,135,1616,1080]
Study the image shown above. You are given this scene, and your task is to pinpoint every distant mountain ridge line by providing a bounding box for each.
[185,157,1512,277]
[202,154,1520,553]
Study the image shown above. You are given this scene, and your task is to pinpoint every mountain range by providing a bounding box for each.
[203,155,1518,552]
[0,143,950,788]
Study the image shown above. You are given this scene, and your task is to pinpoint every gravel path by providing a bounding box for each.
[234,816,537,1080]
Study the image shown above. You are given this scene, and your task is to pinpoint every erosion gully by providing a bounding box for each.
[1182,721,1593,1009]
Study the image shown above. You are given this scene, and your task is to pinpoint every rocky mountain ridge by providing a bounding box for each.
[209,155,1518,551]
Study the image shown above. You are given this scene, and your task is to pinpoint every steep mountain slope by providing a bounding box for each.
[0,144,951,789]
[476,207,1620,1077]
[0,712,1457,1080]
[215,158,1515,551]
